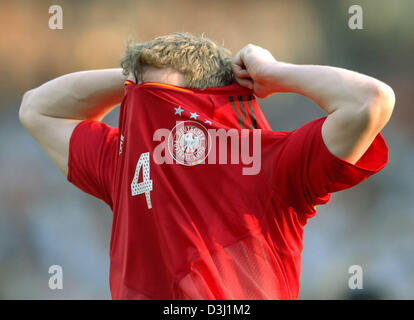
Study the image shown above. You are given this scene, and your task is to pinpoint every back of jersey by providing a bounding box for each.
[109,81,293,300]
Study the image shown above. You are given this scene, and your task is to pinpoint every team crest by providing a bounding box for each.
[168,121,211,166]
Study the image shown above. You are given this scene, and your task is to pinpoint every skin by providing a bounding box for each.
[19,44,395,179]
[232,44,395,164]
[19,67,182,176]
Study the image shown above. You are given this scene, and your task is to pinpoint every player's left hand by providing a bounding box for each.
[231,44,280,98]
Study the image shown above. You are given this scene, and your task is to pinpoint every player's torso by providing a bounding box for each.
[108,83,302,299]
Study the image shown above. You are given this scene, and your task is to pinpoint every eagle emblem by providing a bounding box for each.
[168,121,211,166]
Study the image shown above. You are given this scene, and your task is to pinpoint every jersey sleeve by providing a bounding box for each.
[67,120,118,208]
[273,116,388,220]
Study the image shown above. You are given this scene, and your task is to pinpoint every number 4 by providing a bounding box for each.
[131,152,153,209]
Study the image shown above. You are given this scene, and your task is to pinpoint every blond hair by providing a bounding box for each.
[120,32,234,89]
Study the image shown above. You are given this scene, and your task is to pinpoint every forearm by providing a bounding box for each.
[265,63,394,115]
[233,43,395,165]
[21,68,126,121]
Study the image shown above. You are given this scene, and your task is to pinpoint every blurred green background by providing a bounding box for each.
[0,0,413,299]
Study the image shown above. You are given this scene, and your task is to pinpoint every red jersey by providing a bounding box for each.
[68,81,388,299]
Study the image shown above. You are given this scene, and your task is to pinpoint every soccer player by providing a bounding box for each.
[19,33,394,299]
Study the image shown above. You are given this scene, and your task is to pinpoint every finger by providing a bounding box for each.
[231,52,249,77]
[234,76,254,90]
[232,48,249,70]
[231,49,242,67]
[231,63,250,78]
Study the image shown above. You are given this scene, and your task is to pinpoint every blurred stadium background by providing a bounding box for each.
[0,0,413,299]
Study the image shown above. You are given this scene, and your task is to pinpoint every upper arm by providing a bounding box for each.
[19,90,81,177]
[321,83,395,165]
[20,89,119,206]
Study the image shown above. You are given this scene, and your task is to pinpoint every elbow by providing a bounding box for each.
[373,81,395,111]
[363,81,395,128]
[19,89,36,129]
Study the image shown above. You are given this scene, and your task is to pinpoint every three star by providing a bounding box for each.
[190,112,199,120]
[174,106,213,126]
[174,106,184,116]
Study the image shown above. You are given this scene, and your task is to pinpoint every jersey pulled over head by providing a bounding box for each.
[113,33,288,299]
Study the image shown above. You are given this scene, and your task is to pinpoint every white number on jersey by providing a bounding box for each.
[131,152,153,209]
